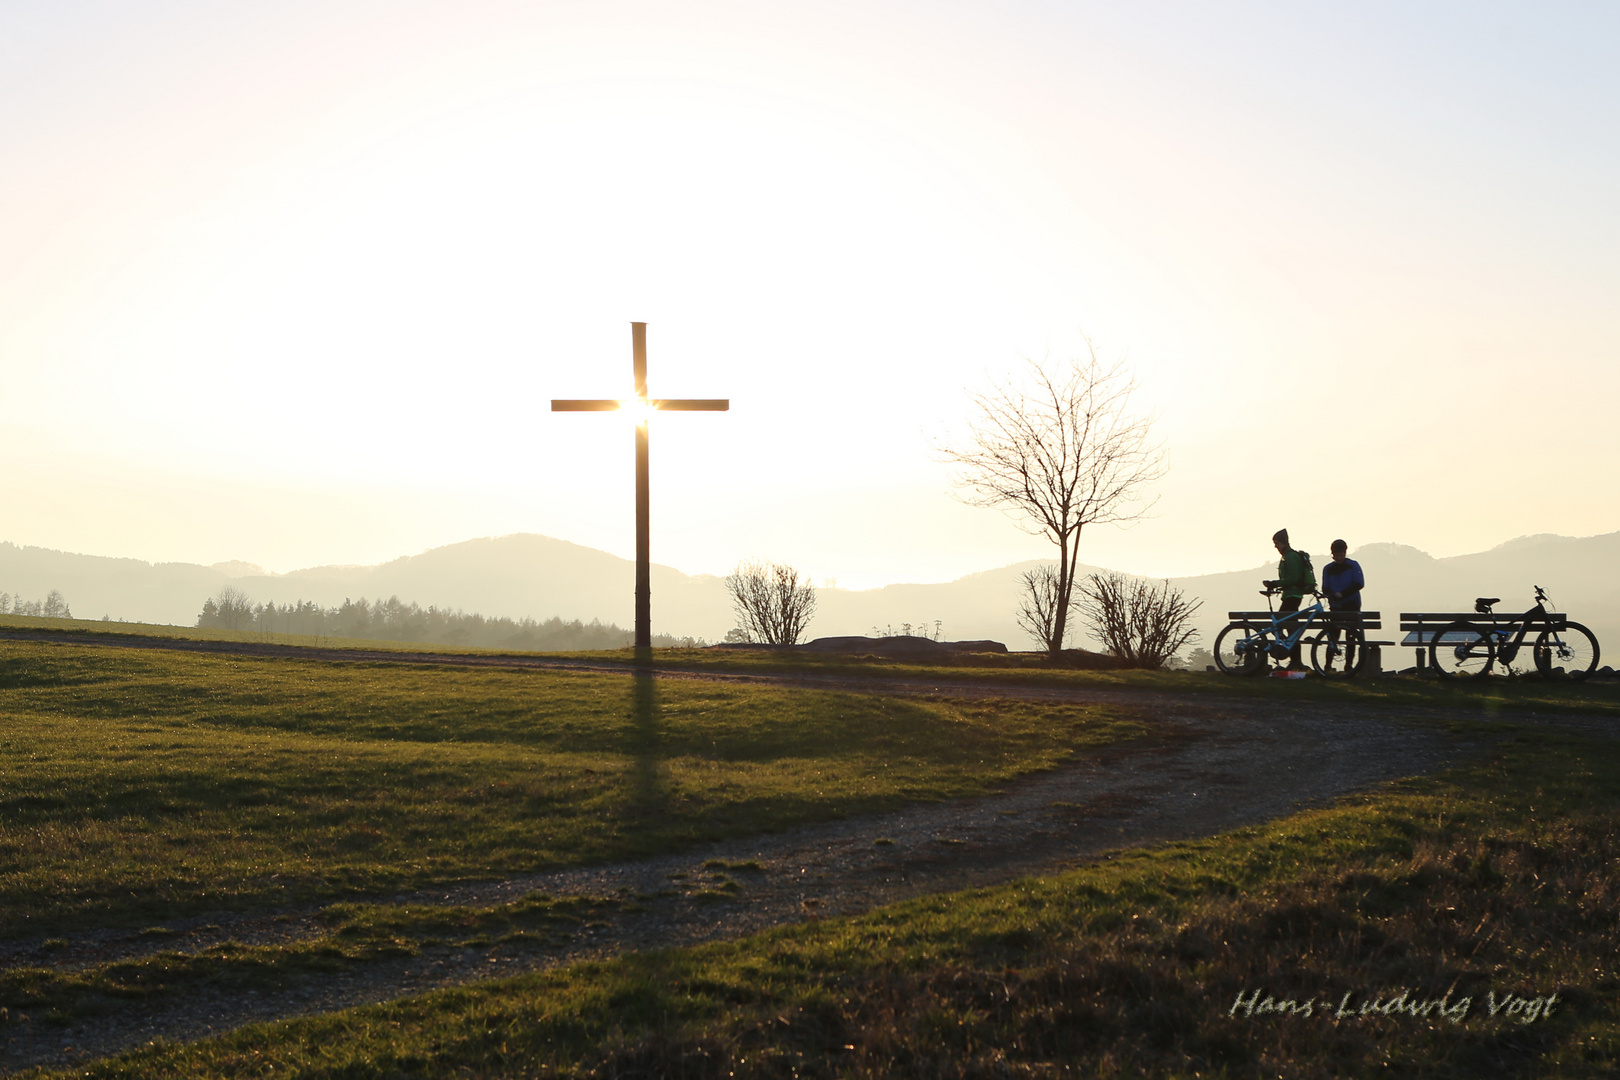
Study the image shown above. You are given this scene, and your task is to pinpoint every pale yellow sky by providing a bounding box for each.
[2,1,1616,588]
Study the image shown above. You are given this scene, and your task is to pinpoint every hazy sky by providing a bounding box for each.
[3,1,1616,589]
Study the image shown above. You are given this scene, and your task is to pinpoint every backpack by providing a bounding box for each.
[1299,550,1317,590]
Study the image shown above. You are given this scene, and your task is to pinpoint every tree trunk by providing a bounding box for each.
[1049,527,1081,657]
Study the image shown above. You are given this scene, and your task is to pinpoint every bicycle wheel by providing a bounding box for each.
[1535,621,1599,680]
[1215,624,1264,676]
[1310,628,1365,679]
[1429,621,1494,680]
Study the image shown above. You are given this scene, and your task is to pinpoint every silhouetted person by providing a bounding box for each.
[1266,528,1315,670]
[1320,539,1364,674]
[1322,539,1363,611]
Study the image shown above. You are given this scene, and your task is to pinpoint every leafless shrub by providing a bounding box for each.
[1016,564,1069,650]
[1076,572,1201,669]
[725,560,817,646]
[939,344,1165,656]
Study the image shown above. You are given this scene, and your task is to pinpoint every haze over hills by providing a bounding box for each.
[0,536,724,634]
[2,532,1616,667]
[1166,536,1620,667]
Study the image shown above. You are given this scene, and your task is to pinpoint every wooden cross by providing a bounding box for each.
[551,323,729,649]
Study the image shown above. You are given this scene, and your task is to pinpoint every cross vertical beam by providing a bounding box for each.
[551,323,729,651]
[632,323,651,649]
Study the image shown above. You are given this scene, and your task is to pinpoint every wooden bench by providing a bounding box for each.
[1399,612,1565,647]
[1227,610,1382,632]
[1224,611,1391,673]
[1398,611,1567,671]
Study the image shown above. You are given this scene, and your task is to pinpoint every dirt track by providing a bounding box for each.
[0,633,1485,1072]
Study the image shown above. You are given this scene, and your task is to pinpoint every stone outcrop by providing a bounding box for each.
[796,636,1008,658]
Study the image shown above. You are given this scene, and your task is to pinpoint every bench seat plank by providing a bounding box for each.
[1227,611,1381,630]
[1227,611,1380,619]
[1401,630,1501,647]
[1399,613,1565,631]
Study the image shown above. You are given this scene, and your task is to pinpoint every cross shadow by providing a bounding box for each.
[627,653,668,820]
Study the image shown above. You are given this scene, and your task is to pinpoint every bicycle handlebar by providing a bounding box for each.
[1259,580,1323,596]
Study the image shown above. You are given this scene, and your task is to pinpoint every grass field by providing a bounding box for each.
[0,641,1145,936]
[20,725,1618,1078]
[641,645,1620,717]
[8,613,1620,719]
[4,630,1618,1076]
[0,615,364,649]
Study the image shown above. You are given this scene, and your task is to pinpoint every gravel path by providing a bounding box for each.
[0,658,1477,1073]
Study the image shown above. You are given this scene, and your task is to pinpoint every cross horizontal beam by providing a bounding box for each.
[652,399,729,411]
[551,399,730,412]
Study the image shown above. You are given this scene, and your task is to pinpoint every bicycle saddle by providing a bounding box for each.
[1474,597,1500,613]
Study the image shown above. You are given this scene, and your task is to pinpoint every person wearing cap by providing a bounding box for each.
[1320,539,1365,674]
[1266,528,1316,669]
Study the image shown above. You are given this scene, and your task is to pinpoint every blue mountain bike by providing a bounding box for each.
[1214,585,1348,676]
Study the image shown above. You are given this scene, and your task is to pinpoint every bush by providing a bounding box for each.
[1076,572,1202,669]
[724,560,817,646]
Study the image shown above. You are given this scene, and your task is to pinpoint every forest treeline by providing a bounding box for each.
[0,590,72,618]
[196,588,705,650]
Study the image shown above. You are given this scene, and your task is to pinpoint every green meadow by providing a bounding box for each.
[8,613,1620,719]
[643,645,1620,718]
[0,640,1144,936]
[22,724,1620,1078]
[2,632,1617,1076]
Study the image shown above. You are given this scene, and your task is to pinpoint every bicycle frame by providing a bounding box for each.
[1240,591,1327,660]
[1469,589,1553,667]
[1477,607,1545,666]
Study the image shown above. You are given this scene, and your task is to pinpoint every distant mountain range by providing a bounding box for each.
[3,532,1617,666]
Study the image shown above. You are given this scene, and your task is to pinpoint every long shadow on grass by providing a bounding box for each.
[628,666,668,821]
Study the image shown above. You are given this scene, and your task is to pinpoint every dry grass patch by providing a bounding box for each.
[31,729,1618,1078]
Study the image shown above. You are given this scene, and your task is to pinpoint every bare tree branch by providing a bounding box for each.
[939,343,1166,656]
[725,560,818,646]
[210,586,255,632]
[1016,565,1067,650]
[1076,572,1202,669]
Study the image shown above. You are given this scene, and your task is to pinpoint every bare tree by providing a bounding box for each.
[209,586,256,631]
[1076,572,1201,669]
[940,345,1165,656]
[1016,564,1068,651]
[725,560,817,646]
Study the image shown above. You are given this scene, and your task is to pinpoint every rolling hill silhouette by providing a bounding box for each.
[3,532,1615,666]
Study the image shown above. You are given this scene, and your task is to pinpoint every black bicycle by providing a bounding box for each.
[1429,586,1600,681]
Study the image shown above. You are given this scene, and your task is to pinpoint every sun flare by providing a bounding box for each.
[618,397,657,425]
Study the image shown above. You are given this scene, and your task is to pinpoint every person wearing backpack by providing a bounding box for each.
[1265,528,1316,669]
